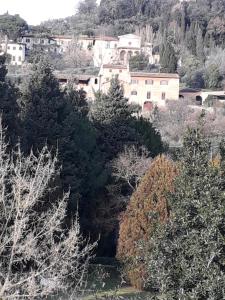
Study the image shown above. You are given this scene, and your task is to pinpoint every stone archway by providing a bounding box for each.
[120,50,126,61]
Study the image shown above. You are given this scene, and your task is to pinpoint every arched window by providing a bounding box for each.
[131,90,137,96]
[120,50,126,61]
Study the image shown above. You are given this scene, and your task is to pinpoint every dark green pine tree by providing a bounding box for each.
[160,38,177,73]
[21,59,106,215]
[144,125,225,299]
[90,76,136,160]
[0,55,20,146]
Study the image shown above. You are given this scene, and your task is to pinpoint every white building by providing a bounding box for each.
[0,42,26,65]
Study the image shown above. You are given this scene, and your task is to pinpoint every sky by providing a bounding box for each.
[0,0,80,25]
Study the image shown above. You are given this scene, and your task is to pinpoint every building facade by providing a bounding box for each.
[0,42,26,65]
[128,72,179,110]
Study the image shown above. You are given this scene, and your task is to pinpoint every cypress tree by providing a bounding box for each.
[160,39,177,73]
[0,55,19,145]
[144,126,225,299]
[196,27,205,63]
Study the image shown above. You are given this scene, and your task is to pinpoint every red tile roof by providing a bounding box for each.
[130,72,179,79]
[103,64,127,69]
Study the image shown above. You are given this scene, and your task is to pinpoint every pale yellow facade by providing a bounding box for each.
[128,73,179,109]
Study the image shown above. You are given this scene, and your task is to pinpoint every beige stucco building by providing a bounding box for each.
[128,72,179,110]
[0,42,26,65]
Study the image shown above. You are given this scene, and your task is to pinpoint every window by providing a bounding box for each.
[7,46,10,50]
[145,79,153,85]
[131,79,139,84]
[41,39,45,44]
[109,69,112,73]
[13,46,16,50]
[114,44,117,48]
[147,92,151,99]
[12,56,16,61]
[131,90,137,96]
[160,80,168,85]
[128,42,132,46]
[18,56,21,62]
[119,70,122,73]
[94,78,98,84]
[162,92,166,100]
[106,77,110,81]
[19,46,23,50]
[106,42,110,49]
[26,38,30,43]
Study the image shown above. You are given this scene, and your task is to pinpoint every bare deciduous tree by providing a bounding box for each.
[0,121,96,299]
[63,38,93,68]
[112,145,152,191]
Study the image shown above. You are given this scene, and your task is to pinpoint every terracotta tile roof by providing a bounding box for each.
[130,72,179,79]
[103,64,127,69]
[79,36,118,41]
[117,46,140,50]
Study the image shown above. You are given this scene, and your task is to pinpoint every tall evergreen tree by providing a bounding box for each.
[90,76,136,160]
[196,27,205,63]
[21,59,106,217]
[144,125,225,299]
[0,55,19,145]
[160,38,177,73]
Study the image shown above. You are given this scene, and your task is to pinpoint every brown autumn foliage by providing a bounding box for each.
[116,155,177,289]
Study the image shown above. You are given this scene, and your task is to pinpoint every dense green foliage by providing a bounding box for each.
[143,126,225,298]
[0,13,28,40]
[129,53,149,72]
[160,38,177,73]
[20,59,106,219]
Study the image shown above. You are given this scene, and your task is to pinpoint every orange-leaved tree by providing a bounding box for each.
[116,154,177,289]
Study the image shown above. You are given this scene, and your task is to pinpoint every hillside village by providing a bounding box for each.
[1,30,225,113]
